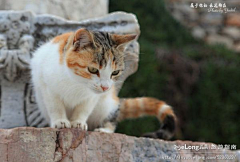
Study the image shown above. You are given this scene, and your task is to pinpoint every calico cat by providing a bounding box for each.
[31,28,177,139]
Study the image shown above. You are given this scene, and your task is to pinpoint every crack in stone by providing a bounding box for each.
[118,141,124,162]
[53,129,90,161]
[6,143,9,162]
[70,130,88,149]
[54,130,62,162]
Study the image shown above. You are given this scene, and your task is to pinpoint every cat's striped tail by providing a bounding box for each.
[118,97,177,140]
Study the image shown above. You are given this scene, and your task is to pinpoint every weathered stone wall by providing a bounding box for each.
[0,11,140,129]
[0,127,239,162]
[165,0,240,52]
[0,0,108,21]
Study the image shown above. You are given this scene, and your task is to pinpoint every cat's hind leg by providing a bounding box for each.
[93,101,120,133]
[94,121,116,133]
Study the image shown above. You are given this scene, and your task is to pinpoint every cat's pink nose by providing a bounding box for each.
[101,86,109,91]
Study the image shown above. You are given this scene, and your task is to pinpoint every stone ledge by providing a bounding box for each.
[0,127,239,162]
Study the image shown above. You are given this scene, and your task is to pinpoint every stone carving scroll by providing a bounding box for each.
[0,11,140,128]
[0,34,34,81]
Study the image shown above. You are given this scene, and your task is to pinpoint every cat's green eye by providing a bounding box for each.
[88,67,99,74]
[112,70,120,76]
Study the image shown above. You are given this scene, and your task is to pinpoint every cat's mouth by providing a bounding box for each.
[90,87,110,94]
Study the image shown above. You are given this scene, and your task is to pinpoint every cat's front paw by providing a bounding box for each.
[71,120,88,130]
[94,128,114,133]
[51,119,71,128]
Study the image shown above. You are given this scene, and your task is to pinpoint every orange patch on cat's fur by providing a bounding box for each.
[160,109,174,121]
[134,99,139,110]
[108,50,116,70]
[143,98,165,114]
[120,97,167,119]
[66,50,93,68]
[53,32,73,64]
[111,60,116,70]
[121,99,139,118]
[67,62,86,69]
[66,50,94,79]
[74,70,91,79]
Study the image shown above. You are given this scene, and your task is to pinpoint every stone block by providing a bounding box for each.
[0,0,108,21]
[0,127,239,162]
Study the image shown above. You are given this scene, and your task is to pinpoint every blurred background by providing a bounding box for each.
[109,0,240,148]
[1,0,239,147]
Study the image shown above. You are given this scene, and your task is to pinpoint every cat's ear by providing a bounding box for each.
[111,34,137,50]
[73,28,94,50]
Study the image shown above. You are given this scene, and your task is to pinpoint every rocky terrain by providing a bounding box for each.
[0,127,239,162]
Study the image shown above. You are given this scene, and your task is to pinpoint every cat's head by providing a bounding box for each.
[65,28,137,94]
